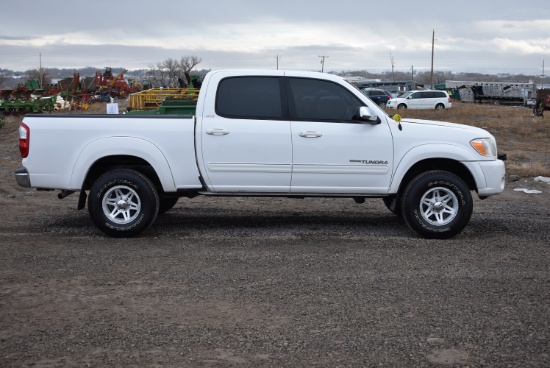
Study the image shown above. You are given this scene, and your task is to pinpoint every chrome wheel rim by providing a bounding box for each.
[102,185,141,224]
[419,187,458,226]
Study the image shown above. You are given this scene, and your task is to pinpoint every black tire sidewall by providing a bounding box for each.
[88,170,159,237]
[402,171,472,239]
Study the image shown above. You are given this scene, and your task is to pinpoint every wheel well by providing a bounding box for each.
[82,155,163,192]
[398,158,477,194]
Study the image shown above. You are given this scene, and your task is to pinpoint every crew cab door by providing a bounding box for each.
[197,72,292,192]
[286,75,394,194]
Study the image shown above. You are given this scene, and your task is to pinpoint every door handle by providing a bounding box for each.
[299,131,322,138]
[206,128,229,136]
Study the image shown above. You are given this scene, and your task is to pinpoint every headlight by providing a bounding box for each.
[470,138,496,157]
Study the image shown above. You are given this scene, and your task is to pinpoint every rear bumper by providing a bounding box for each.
[15,167,31,187]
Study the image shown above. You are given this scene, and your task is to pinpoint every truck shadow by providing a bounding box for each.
[32,201,534,241]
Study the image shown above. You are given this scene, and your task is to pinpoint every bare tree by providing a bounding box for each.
[25,68,51,86]
[0,74,4,88]
[179,56,202,85]
[146,56,201,88]
[416,71,448,87]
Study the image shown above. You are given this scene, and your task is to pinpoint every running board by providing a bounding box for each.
[196,191,384,199]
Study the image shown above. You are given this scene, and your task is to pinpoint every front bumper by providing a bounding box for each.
[15,167,31,187]
[477,159,506,197]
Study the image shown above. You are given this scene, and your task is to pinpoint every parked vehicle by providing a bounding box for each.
[16,70,505,239]
[361,88,392,107]
[386,90,452,110]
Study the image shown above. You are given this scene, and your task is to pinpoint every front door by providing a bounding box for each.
[286,76,394,194]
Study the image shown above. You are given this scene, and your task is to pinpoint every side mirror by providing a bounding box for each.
[358,106,381,125]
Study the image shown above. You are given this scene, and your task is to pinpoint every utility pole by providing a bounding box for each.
[275,55,280,70]
[390,53,395,82]
[542,60,545,89]
[430,29,435,89]
[39,52,43,87]
[319,55,328,73]
[411,65,414,81]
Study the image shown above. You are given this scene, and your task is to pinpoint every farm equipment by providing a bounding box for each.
[93,67,135,98]
[0,88,57,113]
[126,87,200,115]
[533,89,550,117]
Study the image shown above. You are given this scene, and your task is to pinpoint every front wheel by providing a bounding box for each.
[401,171,472,239]
[397,103,407,109]
[88,170,159,237]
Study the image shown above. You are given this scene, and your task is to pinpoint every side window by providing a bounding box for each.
[216,77,283,119]
[289,78,363,121]
[410,92,421,99]
[434,92,446,98]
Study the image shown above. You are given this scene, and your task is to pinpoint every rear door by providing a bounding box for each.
[198,71,292,192]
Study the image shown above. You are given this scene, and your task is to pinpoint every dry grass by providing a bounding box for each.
[397,102,550,178]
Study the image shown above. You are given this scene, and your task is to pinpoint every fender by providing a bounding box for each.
[389,143,487,193]
[70,137,176,192]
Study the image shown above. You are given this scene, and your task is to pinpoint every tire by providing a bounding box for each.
[379,101,387,107]
[435,103,445,110]
[88,170,159,237]
[158,195,179,215]
[397,104,407,109]
[400,171,472,239]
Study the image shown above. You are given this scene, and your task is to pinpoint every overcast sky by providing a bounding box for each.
[1,0,549,75]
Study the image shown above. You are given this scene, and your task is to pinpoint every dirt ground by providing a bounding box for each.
[1,103,549,367]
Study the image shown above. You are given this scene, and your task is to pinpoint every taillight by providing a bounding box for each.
[19,123,30,158]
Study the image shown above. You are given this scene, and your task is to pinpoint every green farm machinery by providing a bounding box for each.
[0,88,57,114]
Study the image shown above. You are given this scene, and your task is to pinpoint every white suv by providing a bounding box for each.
[386,90,452,110]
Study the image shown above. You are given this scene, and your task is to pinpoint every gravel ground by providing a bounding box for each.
[1,114,550,367]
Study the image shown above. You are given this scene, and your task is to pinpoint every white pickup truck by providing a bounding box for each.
[16,69,506,239]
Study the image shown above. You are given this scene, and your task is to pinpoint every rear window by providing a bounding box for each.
[216,77,283,119]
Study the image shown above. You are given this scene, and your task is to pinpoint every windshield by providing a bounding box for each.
[399,91,413,98]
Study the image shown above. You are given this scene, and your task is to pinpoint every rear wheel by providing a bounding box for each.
[88,170,159,237]
[435,103,445,110]
[401,171,472,239]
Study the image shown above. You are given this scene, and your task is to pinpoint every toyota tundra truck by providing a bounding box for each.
[15,69,506,239]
